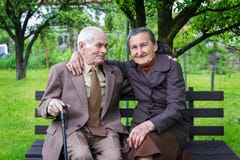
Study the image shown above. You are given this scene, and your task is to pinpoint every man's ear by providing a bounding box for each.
[78,41,85,50]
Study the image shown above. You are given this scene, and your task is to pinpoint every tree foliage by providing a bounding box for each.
[1,0,239,79]
[0,30,10,44]
[114,0,240,57]
[0,0,95,80]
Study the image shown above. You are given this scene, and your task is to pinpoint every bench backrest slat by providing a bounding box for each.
[187,108,223,118]
[190,126,224,136]
[119,108,224,118]
[186,91,224,101]
[34,125,224,136]
[35,106,223,118]
[35,91,224,101]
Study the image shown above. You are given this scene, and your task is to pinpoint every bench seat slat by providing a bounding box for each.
[185,140,240,160]
[25,140,239,160]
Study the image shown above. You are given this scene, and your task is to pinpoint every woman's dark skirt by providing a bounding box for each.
[127,130,180,160]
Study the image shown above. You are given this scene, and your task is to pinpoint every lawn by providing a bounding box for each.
[0,69,239,159]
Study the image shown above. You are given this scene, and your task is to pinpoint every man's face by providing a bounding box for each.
[80,31,108,67]
[129,32,157,66]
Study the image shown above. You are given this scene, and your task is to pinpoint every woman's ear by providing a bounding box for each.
[154,42,158,53]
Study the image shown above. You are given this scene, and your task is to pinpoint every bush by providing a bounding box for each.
[0,49,73,69]
[48,49,72,66]
[0,54,16,69]
[28,53,47,69]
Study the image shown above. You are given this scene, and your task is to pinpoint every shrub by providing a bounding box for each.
[0,54,16,69]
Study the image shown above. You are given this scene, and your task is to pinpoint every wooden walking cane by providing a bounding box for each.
[61,104,68,160]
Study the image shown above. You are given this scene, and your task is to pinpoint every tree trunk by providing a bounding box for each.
[16,62,26,80]
[16,55,26,80]
[134,0,146,28]
[15,40,26,80]
[157,0,175,48]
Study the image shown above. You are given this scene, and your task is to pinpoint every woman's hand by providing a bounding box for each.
[127,120,155,149]
[66,51,83,76]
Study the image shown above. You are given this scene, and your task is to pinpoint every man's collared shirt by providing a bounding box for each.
[83,63,106,109]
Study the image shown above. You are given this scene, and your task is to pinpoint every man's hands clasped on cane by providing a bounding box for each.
[47,99,70,117]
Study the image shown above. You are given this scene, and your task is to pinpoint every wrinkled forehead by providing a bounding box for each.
[90,31,108,44]
[129,32,151,45]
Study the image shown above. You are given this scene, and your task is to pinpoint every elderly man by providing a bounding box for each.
[37,26,129,160]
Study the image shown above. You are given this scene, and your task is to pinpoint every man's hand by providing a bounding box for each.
[66,51,83,76]
[47,99,69,117]
[127,120,155,149]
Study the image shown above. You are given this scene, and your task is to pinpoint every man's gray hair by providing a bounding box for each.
[77,26,104,50]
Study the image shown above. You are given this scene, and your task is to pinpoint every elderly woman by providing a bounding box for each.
[67,27,190,160]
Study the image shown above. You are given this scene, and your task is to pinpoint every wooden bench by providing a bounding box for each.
[25,87,240,160]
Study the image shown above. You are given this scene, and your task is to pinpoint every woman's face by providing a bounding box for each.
[129,32,157,66]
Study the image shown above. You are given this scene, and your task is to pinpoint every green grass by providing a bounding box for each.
[0,69,239,159]
[0,69,50,159]
[186,73,240,157]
